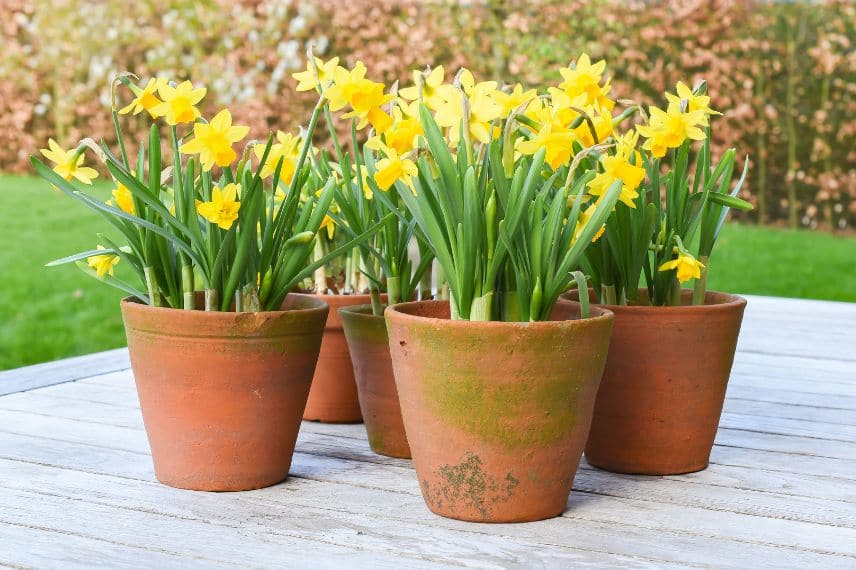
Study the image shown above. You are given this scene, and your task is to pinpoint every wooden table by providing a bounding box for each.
[1,295,854,568]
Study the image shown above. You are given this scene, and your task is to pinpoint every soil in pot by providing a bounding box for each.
[340,304,410,459]
[121,293,328,491]
[386,299,613,523]
[565,288,746,475]
[292,293,386,423]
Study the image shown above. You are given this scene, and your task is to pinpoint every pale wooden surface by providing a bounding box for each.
[0,295,854,569]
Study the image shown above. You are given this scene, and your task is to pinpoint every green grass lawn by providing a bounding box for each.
[1,173,854,371]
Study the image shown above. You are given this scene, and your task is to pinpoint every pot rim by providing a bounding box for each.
[339,303,386,320]
[385,299,613,330]
[565,288,746,315]
[120,293,328,321]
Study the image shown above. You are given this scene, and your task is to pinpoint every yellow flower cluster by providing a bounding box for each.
[636,82,719,158]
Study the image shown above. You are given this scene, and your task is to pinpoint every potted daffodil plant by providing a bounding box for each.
[32,74,382,491]
[327,55,631,523]
[570,81,752,475]
[290,57,434,426]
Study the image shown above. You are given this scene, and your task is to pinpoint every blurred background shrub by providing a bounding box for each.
[1,0,854,230]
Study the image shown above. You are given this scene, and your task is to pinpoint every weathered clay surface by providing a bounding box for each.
[339,304,410,459]
[386,300,613,523]
[120,294,328,491]
[566,288,747,475]
[294,293,384,423]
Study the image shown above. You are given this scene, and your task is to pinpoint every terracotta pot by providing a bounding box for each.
[565,288,747,475]
[339,304,410,459]
[120,294,328,491]
[386,299,613,523]
[292,293,383,422]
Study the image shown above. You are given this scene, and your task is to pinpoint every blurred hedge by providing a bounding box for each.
[1,0,853,230]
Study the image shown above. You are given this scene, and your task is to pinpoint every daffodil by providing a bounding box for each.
[152,80,206,125]
[368,140,418,192]
[659,252,705,283]
[636,105,708,158]
[292,56,340,92]
[433,78,502,145]
[254,131,301,181]
[342,80,394,133]
[398,66,455,110]
[111,183,135,215]
[370,106,423,155]
[588,131,646,207]
[119,78,166,118]
[557,54,615,112]
[326,62,369,112]
[666,81,720,116]
[180,109,249,171]
[319,215,336,239]
[197,183,241,230]
[39,139,98,185]
[87,246,120,277]
[494,83,537,117]
[573,204,606,243]
[516,121,575,170]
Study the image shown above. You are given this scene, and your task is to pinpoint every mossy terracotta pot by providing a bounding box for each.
[120,294,328,491]
[386,299,613,523]
[564,288,746,475]
[293,293,384,423]
[340,304,410,459]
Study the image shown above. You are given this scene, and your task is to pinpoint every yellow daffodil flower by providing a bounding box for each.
[342,80,394,133]
[292,56,340,92]
[370,106,423,155]
[666,81,721,116]
[119,78,167,118]
[111,183,135,215]
[326,62,369,111]
[659,252,705,283]
[197,183,241,230]
[39,139,98,185]
[368,140,418,192]
[87,246,120,277]
[573,204,606,244]
[588,131,646,207]
[398,66,455,110]
[254,131,301,181]
[319,214,336,240]
[180,109,249,171]
[516,121,575,170]
[152,80,206,125]
[558,54,615,112]
[636,105,708,158]
[434,79,502,145]
[494,83,537,117]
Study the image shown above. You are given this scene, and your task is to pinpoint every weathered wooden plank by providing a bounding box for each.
[0,522,228,569]
[0,446,845,569]
[0,487,456,569]
[0,348,130,396]
[725,387,856,412]
[723,397,856,425]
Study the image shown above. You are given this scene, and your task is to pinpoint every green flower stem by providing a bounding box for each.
[669,277,682,306]
[502,290,520,322]
[386,276,401,306]
[470,293,493,322]
[143,266,162,307]
[601,283,617,306]
[692,255,710,306]
[370,287,383,317]
[204,289,218,312]
[181,263,194,310]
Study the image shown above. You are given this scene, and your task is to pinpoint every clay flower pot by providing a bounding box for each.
[386,299,613,523]
[339,304,410,459]
[293,293,384,423]
[566,288,746,475]
[120,294,328,491]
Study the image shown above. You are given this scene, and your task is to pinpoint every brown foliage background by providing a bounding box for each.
[1,0,853,229]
